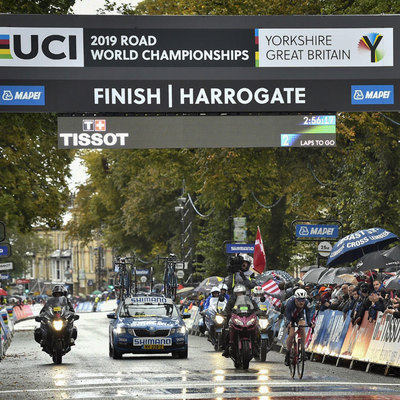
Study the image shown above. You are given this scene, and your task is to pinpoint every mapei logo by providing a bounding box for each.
[358,32,384,63]
[0,28,83,67]
[298,226,309,236]
[0,86,45,105]
[351,85,394,105]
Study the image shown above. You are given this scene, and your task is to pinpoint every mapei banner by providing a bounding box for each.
[0,14,398,112]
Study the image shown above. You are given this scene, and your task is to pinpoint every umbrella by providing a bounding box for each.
[356,251,398,272]
[0,288,8,296]
[382,245,400,261]
[302,267,328,284]
[300,265,318,273]
[267,270,294,282]
[91,290,102,295]
[193,276,224,294]
[338,274,358,285]
[318,269,347,285]
[255,272,278,286]
[327,227,398,267]
[384,273,400,291]
[177,286,194,295]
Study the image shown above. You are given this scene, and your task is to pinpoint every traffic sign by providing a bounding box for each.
[136,269,150,275]
[175,262,184,270]
[318,241,333,258]
[226,244,255,254]
[140,276,147,283]
[177,270,185,279]
[0,244,10,257]
[0,262,12,271]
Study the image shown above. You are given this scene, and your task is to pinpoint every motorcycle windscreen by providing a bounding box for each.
[234,295,254,313]
[44,297,69,317]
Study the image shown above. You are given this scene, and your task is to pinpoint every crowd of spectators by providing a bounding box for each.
[285,275,400,325]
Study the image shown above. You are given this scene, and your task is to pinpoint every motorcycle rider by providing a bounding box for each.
[226,254,256,294]
[203,286,220,310]
[284,288,315,366]
[218,283,230,301]
[34,285,77,349]
[222,284,260,357]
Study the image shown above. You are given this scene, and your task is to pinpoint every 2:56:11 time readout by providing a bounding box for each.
[302,115,336,125]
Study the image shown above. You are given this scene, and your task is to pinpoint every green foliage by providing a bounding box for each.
[0,0,75,14]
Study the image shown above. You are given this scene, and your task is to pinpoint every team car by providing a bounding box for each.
[108,294,189,359]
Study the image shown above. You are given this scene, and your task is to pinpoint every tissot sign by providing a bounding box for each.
[0,14,398,112]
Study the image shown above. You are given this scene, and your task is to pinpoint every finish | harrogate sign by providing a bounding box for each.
[0,14,398,113]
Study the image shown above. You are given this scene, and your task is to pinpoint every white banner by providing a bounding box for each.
[256,28,393,67]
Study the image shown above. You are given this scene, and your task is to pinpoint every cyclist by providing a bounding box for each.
[284,288,314,366]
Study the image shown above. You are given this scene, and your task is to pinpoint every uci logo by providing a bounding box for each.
[0,28,84,67]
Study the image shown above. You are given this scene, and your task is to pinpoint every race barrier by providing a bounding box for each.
[0,307,14,359]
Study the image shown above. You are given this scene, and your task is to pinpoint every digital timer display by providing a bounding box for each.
[301,115,336,126]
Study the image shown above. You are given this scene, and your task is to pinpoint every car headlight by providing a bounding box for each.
[215,315,225,325]
[116,326,127,334]
[247,317,257,326]
[52,320,64,331]
[258,318,269,330]
[171,326,186,334]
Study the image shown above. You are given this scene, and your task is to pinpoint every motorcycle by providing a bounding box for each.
[204,297,227,351]
[257,307,281,361]
[228,297,258,370]
[35,297,79,364]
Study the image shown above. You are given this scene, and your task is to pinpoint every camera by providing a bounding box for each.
[228,254,243,274]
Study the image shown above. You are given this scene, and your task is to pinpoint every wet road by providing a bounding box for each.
[1,312,399,400]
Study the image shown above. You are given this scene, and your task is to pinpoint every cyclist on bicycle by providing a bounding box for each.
[284,288,314,366]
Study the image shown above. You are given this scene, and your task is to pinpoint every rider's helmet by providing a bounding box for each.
[252,286,264,296]
[52,285,65,297]
[239,253,253,271]
[210,286,220,295]
[233,284,246,296]
[294,288,308,299]
[218,283,228,292]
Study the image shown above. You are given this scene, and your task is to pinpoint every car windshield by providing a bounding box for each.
[119,303,179,318]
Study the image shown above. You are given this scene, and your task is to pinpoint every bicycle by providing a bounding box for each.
[113,256,135,301]
[287,322,313,379]
[159,254,178,300]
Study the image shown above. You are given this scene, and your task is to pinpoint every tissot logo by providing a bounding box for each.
[0,28,84,67]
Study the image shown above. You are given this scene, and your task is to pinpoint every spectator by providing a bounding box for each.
[352,283,371,325]
[350,290,363,325]
[367,292,385,322]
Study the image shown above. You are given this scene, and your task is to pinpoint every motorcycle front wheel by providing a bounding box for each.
[260,338,269,362]
[52,350,62,364]
[214,332,222,351]
[241,341,251,370]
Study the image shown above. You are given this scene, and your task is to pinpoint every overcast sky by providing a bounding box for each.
[73,0,139,14]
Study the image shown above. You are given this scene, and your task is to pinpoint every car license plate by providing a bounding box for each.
[144,344,164,350]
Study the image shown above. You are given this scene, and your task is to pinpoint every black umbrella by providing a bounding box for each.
[302,267,328,284]
[318,269,347,285]
[384,273,400,291]
[300,265,318,273]
[356,251,398,272]
[382,245,400,261]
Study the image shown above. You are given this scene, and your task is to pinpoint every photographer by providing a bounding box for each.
[225,253,256,295]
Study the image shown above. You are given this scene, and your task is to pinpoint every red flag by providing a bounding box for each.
[253,226,266,274]
[261,279,281,308]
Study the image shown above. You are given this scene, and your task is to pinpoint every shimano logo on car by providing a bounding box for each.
[351,85,394,104]
[133,338,172,346]
[0,86,45,105]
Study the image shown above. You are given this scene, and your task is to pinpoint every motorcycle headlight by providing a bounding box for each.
[233,317,244,326]
[116,326,127,334]
[52,320,64,331]
[247,317,257,326]
[258,318,269,330]
[215,315,225,325]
